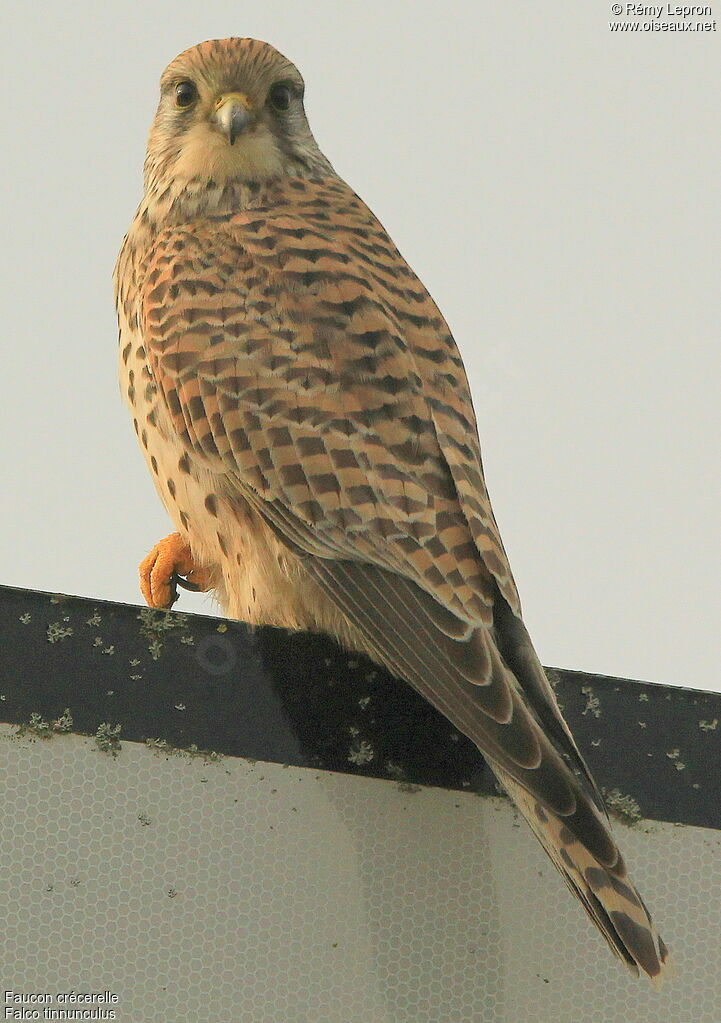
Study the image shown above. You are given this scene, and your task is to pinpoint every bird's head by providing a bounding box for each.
[144,38,333,193]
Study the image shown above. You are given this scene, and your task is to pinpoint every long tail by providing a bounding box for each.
[495,765,669,979]
[295,550,671,979]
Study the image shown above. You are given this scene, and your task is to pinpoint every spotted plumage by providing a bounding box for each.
[115,37,668,978]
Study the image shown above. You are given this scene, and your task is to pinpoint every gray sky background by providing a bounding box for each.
[2,2,719,691]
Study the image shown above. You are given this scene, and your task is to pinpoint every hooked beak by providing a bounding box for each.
[214,92,254,145]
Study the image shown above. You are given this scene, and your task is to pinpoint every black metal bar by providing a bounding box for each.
[1,583,718,828]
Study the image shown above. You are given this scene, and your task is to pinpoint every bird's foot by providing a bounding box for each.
[139,532,212,609]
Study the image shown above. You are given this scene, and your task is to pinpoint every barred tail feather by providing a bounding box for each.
[495,766,670,981]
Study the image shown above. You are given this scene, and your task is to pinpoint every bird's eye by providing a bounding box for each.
[268,83,292,112]
[175,81,198,108]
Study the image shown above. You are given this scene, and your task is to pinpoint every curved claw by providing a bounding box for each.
[175,574,202,593]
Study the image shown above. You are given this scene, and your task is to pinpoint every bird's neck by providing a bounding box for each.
[120,175,298,287]
[113,171,337,326]
[140,175,280,227]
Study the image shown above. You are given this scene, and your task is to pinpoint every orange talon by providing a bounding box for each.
[139,532,212,609]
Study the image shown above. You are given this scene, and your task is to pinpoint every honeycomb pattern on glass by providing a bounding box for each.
[0,724,719,1022]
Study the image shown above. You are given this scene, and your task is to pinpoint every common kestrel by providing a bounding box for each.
[115,38,668,978]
